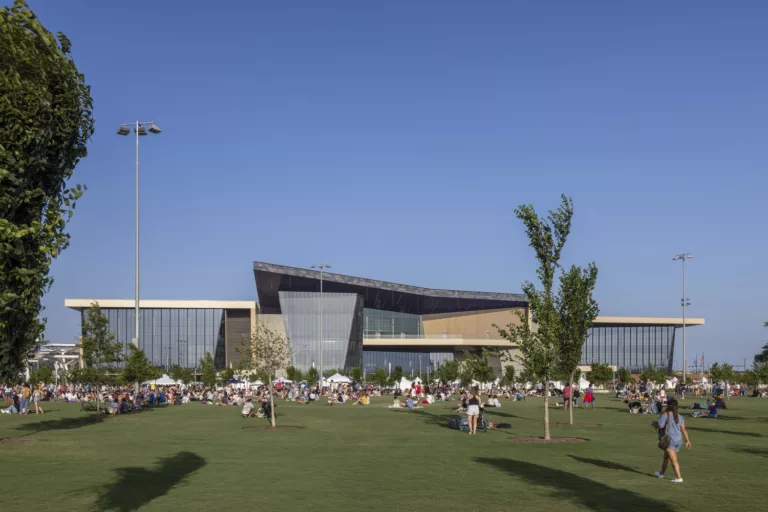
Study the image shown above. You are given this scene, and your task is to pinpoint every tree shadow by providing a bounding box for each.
[93,452,206,511]
[568,455,646,476]
[488,411,529,421]
[733,447,768,457]
[686,426,762,438]
[409,409,454,430]
[475,457,676,512]
[15,414,107,436]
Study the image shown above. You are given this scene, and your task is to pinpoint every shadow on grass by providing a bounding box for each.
[686,426,762,438]
[475,458,676,512]
[489,411,529,421]
[15,414,107,436]
[733,447,768,457]
[568,455,646,476]
[409,409,454,430]
[94,451,206,512]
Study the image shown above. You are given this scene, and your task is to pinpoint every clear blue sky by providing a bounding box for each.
[24,1,767,368]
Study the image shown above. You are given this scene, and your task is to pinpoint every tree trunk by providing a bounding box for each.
[569,371,575,426]
[270,375,276,428]
[543,379,551,441]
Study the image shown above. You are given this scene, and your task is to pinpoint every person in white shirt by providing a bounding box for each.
[242,399,256,418]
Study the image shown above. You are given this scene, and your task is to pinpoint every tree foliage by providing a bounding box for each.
[754,343,768,364]
[639,365,667,384]
[29,364,53,385]
[169,364,194,385]
[305,366,319,384]
[557,263,599,425]
[586,362,613,385]
[436,359,460,384]
[350,367,362,382]
[496,195,574,441]
[122,346,161,386]
[0,1,95,381]
[218,367,234,384]
[235,322,291,427]
[502,365,516,386]
[616,367,632,384]
[75,303,122,411]
[199,352,216,387]
[458,352,495,386]
[393,365,403,383]
[371,368,388,387]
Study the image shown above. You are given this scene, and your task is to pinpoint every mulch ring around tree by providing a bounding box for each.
[242,426,302,431]
[0,438,37,445]
[509,437,586,444]
[552,423,602,427]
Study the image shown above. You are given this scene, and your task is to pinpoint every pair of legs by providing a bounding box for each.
[658,448,682,480]
[467,413,479,434]
[34,399,44,414]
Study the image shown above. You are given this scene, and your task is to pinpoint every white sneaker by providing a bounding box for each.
[654,472,664,479]
[671,478,683,483]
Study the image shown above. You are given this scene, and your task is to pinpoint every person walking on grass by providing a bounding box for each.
[19,383,31,415]
[32,385,44,415]
[654,398,691,483]
[562,383,571,411]
[466,386,481,435]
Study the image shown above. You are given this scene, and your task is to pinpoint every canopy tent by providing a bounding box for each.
[273,377,293,384]
[412,377,423,385]
[144,374,181,386]
[327,373,352,384]
[398,377,413,390]
[249,380,265,388]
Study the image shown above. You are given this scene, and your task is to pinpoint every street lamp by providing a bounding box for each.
[311,263,331,384]
[117,121,161,349]
[673,253,693,392]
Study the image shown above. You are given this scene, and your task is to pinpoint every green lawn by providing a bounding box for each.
[1,395,766,511]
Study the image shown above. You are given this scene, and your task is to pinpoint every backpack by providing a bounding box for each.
[460,417,470,431]
[448,417,460,430]
[658,412,672,450]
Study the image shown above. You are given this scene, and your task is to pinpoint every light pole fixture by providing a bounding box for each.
[311,263,331,384]
[117,121,162,350]
[672,253,693,391]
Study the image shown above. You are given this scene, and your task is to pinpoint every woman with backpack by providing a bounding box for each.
[653,398,692,483]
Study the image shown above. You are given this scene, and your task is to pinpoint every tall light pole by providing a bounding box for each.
[311,263,331,384]
[117,121,161,350]
[673,253,692,392]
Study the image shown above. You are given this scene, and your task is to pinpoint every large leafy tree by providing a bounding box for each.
[586,362,614,386]
[639,365,667,385]
[709,362,736,401]
[458,352,496,387]
[0,0,94,381]
[72,303,122,411]
[199,352,216,387]
[616,367,632,384]
[557,263,599,425]
[235,322,291,428]
[436,359,460,384]
[496,195,574,441]
[122,346,161,388]
[305,366,319,385]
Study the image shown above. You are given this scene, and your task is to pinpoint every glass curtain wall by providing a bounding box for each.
[279,291,361,373]
[363,309,422,337]
[93,308,225,369]
[362,350,453,376]
[581,325,676,372]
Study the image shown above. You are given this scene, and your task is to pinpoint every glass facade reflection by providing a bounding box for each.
[279,291,363,372]
[91,308,225,369]
[581,325,676,372]
[362,350,453,376]
[363,309,422,337]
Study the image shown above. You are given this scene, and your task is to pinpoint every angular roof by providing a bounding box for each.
[253,261,527,314]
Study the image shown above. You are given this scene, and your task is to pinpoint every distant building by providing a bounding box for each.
[65,261,704,375]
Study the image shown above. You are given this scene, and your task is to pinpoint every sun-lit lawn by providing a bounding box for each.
[1,394,766,511]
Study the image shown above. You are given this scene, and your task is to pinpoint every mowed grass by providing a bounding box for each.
[1,395,767,512]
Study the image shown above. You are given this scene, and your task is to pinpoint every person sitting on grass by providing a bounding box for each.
[692,402,718,418]
[485,396,501,408]
[353,393,369,405]
[242,398,256,418]
[389,397,402,409]
[1,393,20,414]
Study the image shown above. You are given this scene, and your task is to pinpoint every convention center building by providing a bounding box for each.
[65,261,704,376]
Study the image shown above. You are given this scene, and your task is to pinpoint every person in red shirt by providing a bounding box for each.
[562,384,571,410]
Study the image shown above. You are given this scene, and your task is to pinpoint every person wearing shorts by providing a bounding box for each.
[654,398,692,483]
[466,386,481,435]
[20,383,31,415]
